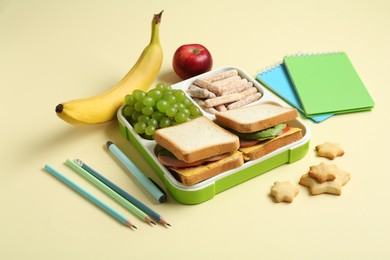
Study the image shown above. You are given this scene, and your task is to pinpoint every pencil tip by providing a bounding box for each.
[159,218,171,227]
[126,221,137,229]
[151,221,157,225]
[106,141,113,148]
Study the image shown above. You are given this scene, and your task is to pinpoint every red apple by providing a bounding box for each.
[172,44,213,80]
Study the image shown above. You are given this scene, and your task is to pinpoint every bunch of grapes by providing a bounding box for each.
[123,83,203,140]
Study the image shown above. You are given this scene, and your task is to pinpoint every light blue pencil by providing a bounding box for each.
[106,141,166,203]
[44,164,136,229]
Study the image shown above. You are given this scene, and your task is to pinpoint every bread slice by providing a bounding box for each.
[170,150,244,186]
[215,104,298,133]
[239,127,303,161]
[154,116,240,163]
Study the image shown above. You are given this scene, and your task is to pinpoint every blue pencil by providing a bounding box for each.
[106,141,166,203]
[74,159,170,226]
[44,164,136,229]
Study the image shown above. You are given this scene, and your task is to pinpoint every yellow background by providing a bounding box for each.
[1,0,389,259]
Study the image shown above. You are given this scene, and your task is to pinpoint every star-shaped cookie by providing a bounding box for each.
[270,181,299,203]
[299,167,350,195]
[315,142,344,160]
[308,162,338,183]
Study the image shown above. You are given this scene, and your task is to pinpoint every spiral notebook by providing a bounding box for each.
[283,52,375,116]
[256,63,333,123]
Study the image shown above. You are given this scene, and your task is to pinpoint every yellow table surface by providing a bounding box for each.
[1,0,389,259]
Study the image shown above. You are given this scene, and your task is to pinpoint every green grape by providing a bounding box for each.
[152,111,164,121]
[138,114,149,123]
[173,90,186,102]
[142,96,155,107]
[133,89,146,100]
[147,118,158,128]
[160,117,172,128]
[174,112,187,124]
[181,98,193,108]
[124,95,136,106]
[162,84,172,91]
[142,106,154,116]
[157,99,169,112]
[155,83,166,90]
[176,102,185,110]
[123,105,134,117]
[134,122,147,134]
[131,111,141,121]
[134,100,145,112]
[189,105,202,117]
[163,93,176,104]
[179,108,190,117]
[148,88,163,101]
[145,126,156,136]
[166,106,178,117]
[155,83,171,91]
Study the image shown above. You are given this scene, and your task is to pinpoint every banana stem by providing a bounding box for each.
[150,10,163,44]
[154,10,163,24]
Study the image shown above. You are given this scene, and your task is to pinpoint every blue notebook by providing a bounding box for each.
[256,63,333,123]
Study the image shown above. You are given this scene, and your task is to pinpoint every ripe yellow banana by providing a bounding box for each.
[55,11,163,125]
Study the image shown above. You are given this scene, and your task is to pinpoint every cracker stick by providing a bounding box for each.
[187,85,217,98]
[215,104,227,112]
[192,98,219,114]
[204,86,259,108]
[222,79,248,95]
[204,92,241,107]
[193,79,223,95]
[203,69,238,82]
[212,75,242,87]
[223,82,253,95]
[240,86,258,96]
[227,93,262,110]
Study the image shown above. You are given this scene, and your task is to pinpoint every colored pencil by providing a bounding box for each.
[43,164,136,229]
[74,159,170,226]
[66,159,156,225]
[106,141,166,203]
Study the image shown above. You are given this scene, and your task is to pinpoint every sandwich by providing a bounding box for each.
[154,116,244,186]
[215,103,303,161]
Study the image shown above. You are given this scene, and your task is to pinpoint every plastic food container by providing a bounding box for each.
[117,66,311,204]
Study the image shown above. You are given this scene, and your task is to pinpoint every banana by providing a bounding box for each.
[55,11,164,125]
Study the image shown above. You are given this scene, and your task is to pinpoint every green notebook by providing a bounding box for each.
[283,52,375,116]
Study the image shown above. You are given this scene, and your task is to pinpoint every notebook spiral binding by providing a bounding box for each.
[284,51,343,58]
[256,51,343,76]
[256,61,283,76]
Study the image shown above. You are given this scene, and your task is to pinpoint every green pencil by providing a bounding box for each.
[66,159,156,225]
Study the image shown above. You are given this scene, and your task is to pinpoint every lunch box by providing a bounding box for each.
[117,66,311,204]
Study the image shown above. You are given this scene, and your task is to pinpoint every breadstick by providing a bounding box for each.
[203,69,238,82]
[237,86,258,97]
[204,93,241,107]
[227,93,262,110]
[215,104,227,112]
[193,79,223,95]
[222,82,253,95]
[211,75,241,87]
[187,85,216,98]
[192,98,219,114]
[220,79,248,94]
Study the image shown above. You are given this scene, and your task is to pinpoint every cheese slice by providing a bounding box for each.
[239,127,303,161]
